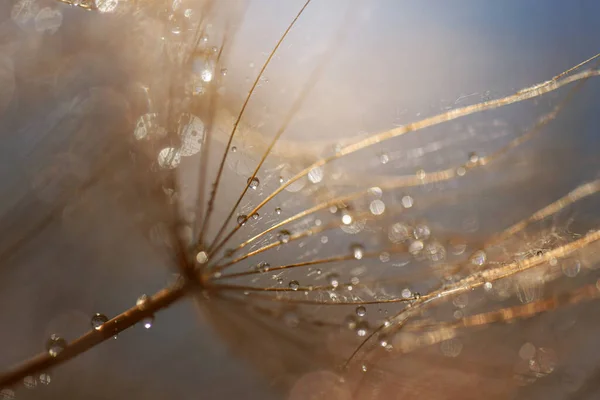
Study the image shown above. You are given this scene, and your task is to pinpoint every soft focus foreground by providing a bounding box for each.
[1,1,600,399]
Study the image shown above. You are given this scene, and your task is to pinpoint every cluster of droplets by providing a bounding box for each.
[1,372,52,398]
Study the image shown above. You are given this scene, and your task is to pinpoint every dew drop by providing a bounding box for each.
[519,342,536,360]
[308,167,324,183]
[380,154,389,164]
[237,215,247,226]
[416,169,426,179]
[252,213,259,220]
[413,224,431,240]
[24,375,37,389]
[91,313,108,330]
[355,306,367,317]
[468,152,479,164]
[401,195,414,208]
[327,273,340,289]
[440,338,463,357]
[157,147,181,169]
[379,252,390,263]
[255,261,270,273]
[247,177,259,190]
[344,315,358,330]
[95,0,119,13]
[142,316,155,329]
[484,282,493,291]
[408,240,424,255]
[361,364,368,372]
[136,294,149,310]
[379,335,390,348]
[341,212,353,225]
[356,321,369,337]
[369,199,385,215]
[278,230,291,244]
[470,250,487,266]
[401,288,412,298]
[275,207,282,215]
[231,146,237,152]
[562,260,581,277]
[351,244,364,260]
[289,280,300,291]
[388,223,410,243]
[0,389,15,399]
[196,251,209,264]
[46,334,66,357]
[39,373,51,385]
[456,166,467,176]
[220,68,228,76]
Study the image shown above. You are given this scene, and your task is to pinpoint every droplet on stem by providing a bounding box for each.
[247,177,259,190]
[289,280,300,291]
[46,334,66,357]
[91,313,108,330]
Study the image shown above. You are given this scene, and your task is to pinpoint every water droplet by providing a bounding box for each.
[220,68,228,76]
[519,342,536,360]
[416,169,426,179]
[425,241,446,262]
[379,335,390,348]
[379,252,390,263]
[275,207,281,215]
[562,260,581,277]
[157,147,181,169]
[95,0,119,13]
[91,313,108,330]
[408,240,424,255]
[470,250,487,266]
[484,282,493,291]
[196,251,209,264]
[247,177,259,190]
[356,321,369,337]
[452,294,469,309]
[0,389,15,399]
[361,364,368,372]
[308,167,324,183]
[237,215,247,225]
[368,186,383,198]
[351,244,364,260]
[46,334,66,357]
[320,236,328,244]
[289,280,300,291]
[184,8,193,18]
[355,306,367,317]
[369,199,385,215]
[440,338,463,357]
[380,153,389,164]
[142,315,154,329]
[468,152,479,164]
[231,146,237,152]
[255,261,270,273]
[278,230,291,243]
[39,373,51,385]
[350,276,360,285]
[252,213,259,220]
[24,375,37,389]
[136,294,149,310]
[341,212,353,225]
[401,195,414,208]
[413,224,431,240]
[344,315,358,330]
[327,273,340,289]
[388,223,409,243]
[401,288,412,298]
[456,166,467,176]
